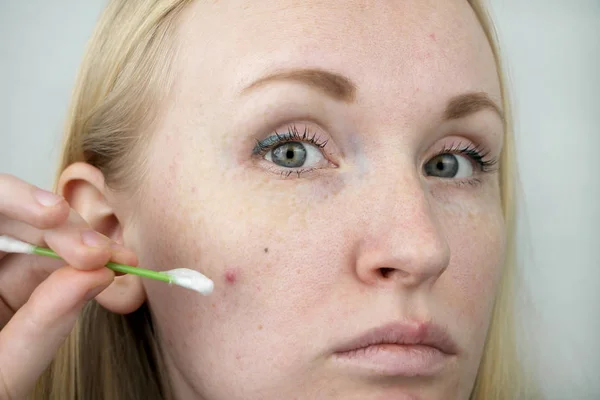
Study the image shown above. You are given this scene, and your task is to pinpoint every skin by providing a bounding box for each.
[116,1,506,398]
[0,1,506,399]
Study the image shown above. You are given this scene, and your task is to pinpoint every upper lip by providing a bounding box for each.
[333,321,458,356]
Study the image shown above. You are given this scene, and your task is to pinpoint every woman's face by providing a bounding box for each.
[121,1,506,399]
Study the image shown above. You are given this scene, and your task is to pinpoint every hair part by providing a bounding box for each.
[34,0,539,399]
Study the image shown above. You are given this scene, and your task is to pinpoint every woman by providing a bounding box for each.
[0,0,538,398]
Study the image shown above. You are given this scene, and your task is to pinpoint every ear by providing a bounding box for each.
[57,162,146,315]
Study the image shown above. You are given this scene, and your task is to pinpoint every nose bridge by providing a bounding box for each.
[355,170,450,287]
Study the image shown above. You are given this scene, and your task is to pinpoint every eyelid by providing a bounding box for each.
[252,123,338,178]
[427,138,498,170]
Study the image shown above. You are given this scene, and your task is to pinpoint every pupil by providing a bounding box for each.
[424,154,458,178]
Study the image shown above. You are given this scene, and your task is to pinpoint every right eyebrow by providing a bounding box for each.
[241,68,357,102]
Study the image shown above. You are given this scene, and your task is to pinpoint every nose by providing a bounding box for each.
[354,176,451,289]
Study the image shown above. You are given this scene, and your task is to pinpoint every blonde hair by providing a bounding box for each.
[33,0,537,399]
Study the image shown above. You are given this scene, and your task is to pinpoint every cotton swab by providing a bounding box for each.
[0,235,214,295]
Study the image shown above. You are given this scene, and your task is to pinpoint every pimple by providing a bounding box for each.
[225,268,238,284]
[429,32,436,41]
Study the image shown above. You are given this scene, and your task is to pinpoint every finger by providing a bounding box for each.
[0,242,138,319]
[43,208,113,271]
[0,266,114,399]
[0,174,69,230]
[109,242,139,269]
[0,228,138,316]
[0,216,46,253]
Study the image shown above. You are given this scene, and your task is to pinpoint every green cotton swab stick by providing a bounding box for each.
[0,235,214,295]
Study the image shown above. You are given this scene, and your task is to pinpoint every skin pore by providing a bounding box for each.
[88,1,506,399]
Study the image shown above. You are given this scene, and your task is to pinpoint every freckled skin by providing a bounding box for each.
[118,1,506,399]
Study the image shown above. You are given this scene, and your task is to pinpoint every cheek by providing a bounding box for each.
[439,196,506,333]
[130,157,341,314]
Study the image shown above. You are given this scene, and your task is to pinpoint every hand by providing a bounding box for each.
[0,173,136,399]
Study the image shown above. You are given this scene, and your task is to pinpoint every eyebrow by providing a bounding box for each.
[242,68,357,102]
[242,68,503,121]
[444,91,504,122]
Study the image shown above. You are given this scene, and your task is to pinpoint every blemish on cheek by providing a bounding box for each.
[225,268,238,284]
[258,324,263,330]
[264,247,269,253]
[429,32,436,41]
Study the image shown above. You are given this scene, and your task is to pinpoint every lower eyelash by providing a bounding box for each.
[454,177,483,187]
[278,168,317,178]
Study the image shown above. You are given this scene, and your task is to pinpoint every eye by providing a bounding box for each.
[424,153,474,179]
[265,141,325,168]
[253,125,332,175]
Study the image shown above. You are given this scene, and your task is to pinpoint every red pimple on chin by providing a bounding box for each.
[225,268,237,284]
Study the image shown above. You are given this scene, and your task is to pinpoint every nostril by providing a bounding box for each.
[379,268,394,279]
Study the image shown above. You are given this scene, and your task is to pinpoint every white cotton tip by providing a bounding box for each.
[0,235,35,254]
[164,268,214,295]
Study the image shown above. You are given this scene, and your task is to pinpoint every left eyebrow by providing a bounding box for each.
[241,68,357,102]
[444,92,504,123]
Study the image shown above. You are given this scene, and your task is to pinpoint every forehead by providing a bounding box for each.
[174,0,500,111]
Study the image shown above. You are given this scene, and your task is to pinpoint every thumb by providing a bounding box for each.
[0,266,114,399]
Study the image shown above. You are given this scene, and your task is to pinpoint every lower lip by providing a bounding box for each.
[333,344,450,377]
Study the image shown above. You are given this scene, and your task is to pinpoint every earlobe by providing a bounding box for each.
[57,162,147,314]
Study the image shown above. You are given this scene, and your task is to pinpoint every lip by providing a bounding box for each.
[332,321,458,377]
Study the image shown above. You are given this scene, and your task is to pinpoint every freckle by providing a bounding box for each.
[211,303,216,308]
[225,268,238,284]
[236,354,241,361]
[258,324,263,330]
[264,247,268,253]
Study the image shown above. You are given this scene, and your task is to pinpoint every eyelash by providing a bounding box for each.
[253,125,330,177]
[431,142,499,187]
[253,124,328,154]
[253,124,499,183]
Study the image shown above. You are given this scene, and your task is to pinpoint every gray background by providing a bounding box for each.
[1,1,599,398]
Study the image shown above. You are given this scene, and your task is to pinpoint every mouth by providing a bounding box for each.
[331,321,458,377]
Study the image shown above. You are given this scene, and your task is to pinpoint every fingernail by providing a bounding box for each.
[81,231,108,248]
[34,188,63,207]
